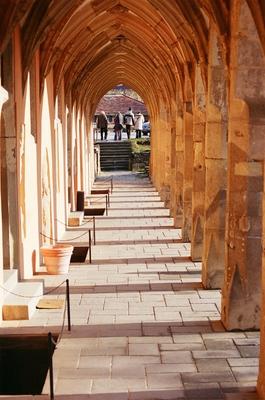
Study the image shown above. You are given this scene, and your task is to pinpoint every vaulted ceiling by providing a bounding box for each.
[1,0,264,115]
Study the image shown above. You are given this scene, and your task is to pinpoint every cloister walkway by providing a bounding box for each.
[1,172,260,399]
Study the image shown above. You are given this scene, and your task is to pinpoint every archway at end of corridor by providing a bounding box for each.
[92,85,151,172]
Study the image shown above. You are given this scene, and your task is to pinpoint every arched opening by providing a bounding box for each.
[92,85,150,169]
[0,0,265,398]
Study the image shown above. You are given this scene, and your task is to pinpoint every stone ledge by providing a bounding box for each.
[68,211,84,226]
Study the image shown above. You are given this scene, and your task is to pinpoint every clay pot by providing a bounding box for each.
[40,244,73,275]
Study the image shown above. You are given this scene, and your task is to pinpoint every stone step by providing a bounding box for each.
[100,157,130,162]
[101,151,132,156]
[101,149,131,155]
[101,154,132,159]
[97,147,132,152]
[100,154,131,158]
[101,162,131,168]
[96,141,132,171]
[101,153,131,158]
[101,157,130,161]
[99,142,132,147]
[98,142,132,147]
[101,163,130,171]
[96,141,131,146]
[2,280,43,320]
[3,269,18,293]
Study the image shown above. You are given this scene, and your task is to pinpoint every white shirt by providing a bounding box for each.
[135,114,145,130]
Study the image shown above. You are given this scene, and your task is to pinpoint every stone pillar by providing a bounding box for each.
[0,84,9,320]
[182,101,193,242]
[258,162,265,399]
[40,75,55,248]
[151,98,172,207]
[191,66,206,260]
[75,110,82,191]
[1,41,19,270]
[158,107,171,208]
[85,105,95,191]
[174,95,184,228]
[202,29,228,288]
[67,103,76,211]
[169,95,178,221]
[79,115,86,192]
[56,80,68,231]
[221,0,265,330]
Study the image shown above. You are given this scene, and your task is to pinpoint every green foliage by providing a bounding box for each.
[130,138,150,153]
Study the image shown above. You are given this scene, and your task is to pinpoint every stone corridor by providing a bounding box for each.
[1,172,260,399]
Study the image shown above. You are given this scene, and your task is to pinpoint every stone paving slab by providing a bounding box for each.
[1,172,260,400]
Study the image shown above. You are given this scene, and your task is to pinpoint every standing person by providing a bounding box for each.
[114,112,123,141]
[97,111,108,140]
[123,107,134,139]
[135,112,145,138]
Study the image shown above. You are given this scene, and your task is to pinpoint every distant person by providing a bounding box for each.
[97,111,108,140]
[135,112,145,138]
[123,107,134,139]
[114,112,123,141]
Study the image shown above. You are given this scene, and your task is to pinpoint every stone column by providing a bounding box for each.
[158,106,172,208]
[0,84,9,320]
[169,96,177,220]
[191,66,206,260]
[1,41,20,270]
[151,98,172,207]
[79,115,86,192]
[202,28,228,288]
[57,79,69,227]
[182,100,193,242]
[169,123,176,219]
[76,111,83,191]
[258,162,265,399]
[67,103,76,210]
[150,111,162,193]
[174,98,184,228]
[221,0,265,330]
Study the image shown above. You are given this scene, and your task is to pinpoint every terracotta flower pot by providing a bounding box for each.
[40,244,73,275]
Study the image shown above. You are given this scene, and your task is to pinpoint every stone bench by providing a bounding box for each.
[68,211,84,226]
[2,270,43,320]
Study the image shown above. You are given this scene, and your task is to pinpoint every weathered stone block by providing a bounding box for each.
[205,121,227,159]
[68,211,84,226]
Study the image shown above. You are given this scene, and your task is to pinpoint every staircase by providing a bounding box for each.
[96,141,132,170]
[2,270,43,320]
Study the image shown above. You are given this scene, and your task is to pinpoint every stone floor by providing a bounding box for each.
[0,172,260,399]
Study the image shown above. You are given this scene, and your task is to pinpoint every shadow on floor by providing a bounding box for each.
[51,388,259,400]
[89,257,191,264]
[0,319,225,337]
[45,281,203,295]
